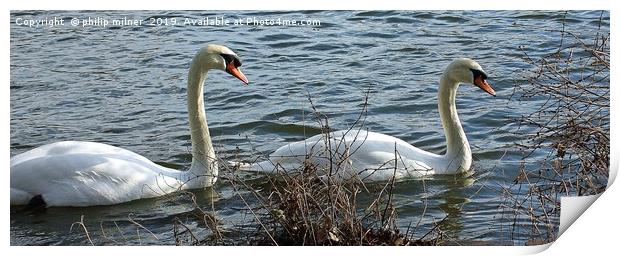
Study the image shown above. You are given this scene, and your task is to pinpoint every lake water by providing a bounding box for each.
[10,10,609,245]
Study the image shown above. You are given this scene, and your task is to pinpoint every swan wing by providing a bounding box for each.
[10,141,153,167]
[10,141,179,206]
[259,130,438,179]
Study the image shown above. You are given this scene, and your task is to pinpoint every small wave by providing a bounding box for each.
[436,15,470,23]
[267,41,308,49]
[222,93,268,104]
[385,17,416,24]
[361,32,399,39]
[354,11,395,17]
[389,47,428,54]
[257,33,301,42]
[302,43,343,51]
[56,36,80,42]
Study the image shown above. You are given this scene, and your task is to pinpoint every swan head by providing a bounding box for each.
[445,58,495,96]
[197,44,249,84]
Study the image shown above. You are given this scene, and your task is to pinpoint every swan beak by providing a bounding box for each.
[226,63,249,85]
[474,76,495,96]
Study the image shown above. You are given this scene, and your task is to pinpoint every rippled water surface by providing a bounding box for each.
[10,10,609,245]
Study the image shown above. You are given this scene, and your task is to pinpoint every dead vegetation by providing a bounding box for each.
[234,163,442,246]
[502,11,609,244]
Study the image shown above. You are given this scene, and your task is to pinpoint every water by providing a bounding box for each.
[10,10,609,245]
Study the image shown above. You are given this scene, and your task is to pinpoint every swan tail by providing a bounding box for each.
[11,188,35,206]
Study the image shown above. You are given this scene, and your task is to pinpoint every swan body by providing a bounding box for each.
[240,58,495,181]
[10,141,186,206]
[10,44,249,207]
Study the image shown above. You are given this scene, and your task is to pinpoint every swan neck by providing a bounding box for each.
[186,57,217,187]
[438,74,472,172]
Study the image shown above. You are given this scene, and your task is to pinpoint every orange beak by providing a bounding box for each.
[474,76,495,96]
[226,63,249,85]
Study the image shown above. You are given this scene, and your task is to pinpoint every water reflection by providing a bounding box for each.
[435,173,476,242]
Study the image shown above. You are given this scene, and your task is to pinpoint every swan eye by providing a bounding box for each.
[470,69,487,80]
[220,54,242,67]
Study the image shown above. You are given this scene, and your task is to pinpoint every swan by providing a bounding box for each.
[236,58,494,181]
[10,44,249,207]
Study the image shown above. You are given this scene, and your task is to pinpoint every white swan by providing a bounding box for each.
[237,58,494,181]
[10,44,249,207]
